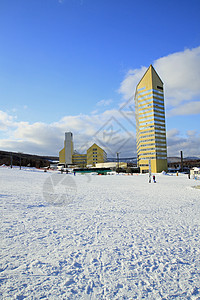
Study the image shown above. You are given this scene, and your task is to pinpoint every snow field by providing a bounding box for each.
[0,168,200,299]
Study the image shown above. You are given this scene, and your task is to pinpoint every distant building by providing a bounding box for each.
[168,158,200,171]
[95,162,127,169]
[135,65,168,173]
[190,167,200,179]
[59,134,107,167]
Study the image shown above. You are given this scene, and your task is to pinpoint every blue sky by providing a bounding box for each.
[0,0,200,158]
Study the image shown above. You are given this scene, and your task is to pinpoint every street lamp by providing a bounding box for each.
[116,152,120,173]
[10,153,13,169]
[18,152,23,170]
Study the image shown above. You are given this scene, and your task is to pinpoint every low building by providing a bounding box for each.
[59,133,107,167]
[49,161,59,170]
[190,167,200,179]
[168,158,200,170]
[95,162,127,169]
[72,153,87,168]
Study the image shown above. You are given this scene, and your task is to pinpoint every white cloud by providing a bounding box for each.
[154,47,200,106]
[91,110,98,115]
[0,109,135,157]
[167,129,200,157]
[14,122,62,146]
[0,108,199,158]
[97,99,113,107]
[118,46,200,109]
[167,101,200,117]
[0,110,16,131]
[166,128,180,139]
[186,130,196,137]
[118,66,147,100]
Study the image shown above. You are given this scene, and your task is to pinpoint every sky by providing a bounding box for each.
[0,0,200,158]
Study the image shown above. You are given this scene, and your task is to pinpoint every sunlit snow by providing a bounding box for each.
[1,167,200,299]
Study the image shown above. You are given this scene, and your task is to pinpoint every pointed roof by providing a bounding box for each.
[87,143,102,151]
[136,64,163,89]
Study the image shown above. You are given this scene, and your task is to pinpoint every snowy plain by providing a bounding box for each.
[0,167,200,299]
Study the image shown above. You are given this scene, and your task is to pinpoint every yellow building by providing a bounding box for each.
[72,153,87,167]
[135,65,168,173]
[59,147,65,164]
[59,133,107,167]
[87,143,107,166]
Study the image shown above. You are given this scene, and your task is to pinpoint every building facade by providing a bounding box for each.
[87,143,107,166]
[135,65,168,173]
[72,153,87,168]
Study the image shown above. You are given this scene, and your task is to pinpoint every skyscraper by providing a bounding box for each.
[134,65,168,173]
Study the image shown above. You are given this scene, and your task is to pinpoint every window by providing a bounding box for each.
[140,152,156,156]
[154,120,165,126]
[153,94,164,100]
[138,88,152,96]
[155,133,166,138]
[137,88,164,96]
[154,112,165,118]
[139,143,155,148]
[157,86,163,90]
[154,103,164,109]
[139,112,154,118]
[153,89,163,95]
[139,156,156,160]
[154,107,165,113]
[138,107,153,113]
[154,115,165,121]
[156,143,166,147]
[138,103,153,109]
[139,134,155,139]
[138,94,153,101]
[137,86,146,92]
[138,148,156,153]
[155,138,166,143]
[139,117,154,123]
[153,99,164,105]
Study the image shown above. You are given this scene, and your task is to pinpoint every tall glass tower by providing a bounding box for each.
[135,65,168,173]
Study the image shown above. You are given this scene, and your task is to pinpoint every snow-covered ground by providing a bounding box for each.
[0,167,200,299]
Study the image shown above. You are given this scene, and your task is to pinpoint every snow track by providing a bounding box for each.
[0,168,200,299]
